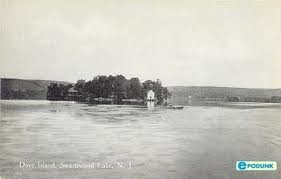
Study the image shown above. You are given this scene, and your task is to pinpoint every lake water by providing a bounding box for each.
[0,100,281,179]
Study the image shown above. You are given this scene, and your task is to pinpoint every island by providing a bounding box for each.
[46,75,171,105]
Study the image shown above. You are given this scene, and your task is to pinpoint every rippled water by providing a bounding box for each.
[0,100,281,179]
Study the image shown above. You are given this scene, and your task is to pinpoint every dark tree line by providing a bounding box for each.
[47,75,171,104]
[47,83,73,100]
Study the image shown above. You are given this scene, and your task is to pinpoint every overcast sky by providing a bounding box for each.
[0,0,280,88]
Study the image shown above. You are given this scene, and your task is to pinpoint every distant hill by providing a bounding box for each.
[1,79,281,102]
[0,78,71,100]
[168,86,281,103]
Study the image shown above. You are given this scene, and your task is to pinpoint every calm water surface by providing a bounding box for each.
[0,100,281,179]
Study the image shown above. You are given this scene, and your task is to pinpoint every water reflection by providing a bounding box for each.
[147,101,155,110]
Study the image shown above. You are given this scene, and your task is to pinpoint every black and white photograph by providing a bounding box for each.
[0,0,280,178]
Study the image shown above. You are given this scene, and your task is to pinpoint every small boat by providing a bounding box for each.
[165,104,184,110]
[173,106,184,109]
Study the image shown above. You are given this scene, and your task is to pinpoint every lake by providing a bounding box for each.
[0,100,281,179]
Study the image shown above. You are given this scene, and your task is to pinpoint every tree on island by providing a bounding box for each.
[47,75,171,104]
[47,83,73,100]
[126,78,142,99]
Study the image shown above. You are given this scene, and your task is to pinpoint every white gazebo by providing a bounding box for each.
[147,90,155,101]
